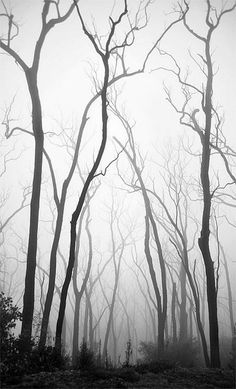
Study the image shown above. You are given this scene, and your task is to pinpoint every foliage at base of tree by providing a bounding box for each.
[0,293,69,381]
[1,341,70,380]
[75,339,95,370]
[138,338,201,368]
[0,292,22,360]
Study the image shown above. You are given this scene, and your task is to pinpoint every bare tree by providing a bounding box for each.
[72,193,95,366]
[145,170,210,366]
[0,0,79,349]
[54,0,184,353]
[54,0,129,353]
[156,0,236,367]
[114,110,167,356]
[100,198,131,362]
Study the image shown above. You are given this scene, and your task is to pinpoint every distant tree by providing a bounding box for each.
[0,134,31,276]
[114,112,167,357]
[212,217,235,337]
[99,198,131,363]
[146,149,210,366]
[83,255,113,350]
[130,248,158,344]
[72,196,94,366]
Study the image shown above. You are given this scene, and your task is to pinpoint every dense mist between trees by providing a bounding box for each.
[0,0,236,383]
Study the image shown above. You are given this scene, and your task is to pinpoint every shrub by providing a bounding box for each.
[164,339,200,367]
[123,339,133,368]
[0,293,70,380]
[76,339,95,370]
[0,292,22,361]
[138,341,158,363]
[30,345,70,372]
[138,338,200,368]
[1,340,70,380]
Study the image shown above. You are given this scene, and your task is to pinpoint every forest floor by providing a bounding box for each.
[1,367,235,389]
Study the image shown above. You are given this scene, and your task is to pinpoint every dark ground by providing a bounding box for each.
[1,367,235,389]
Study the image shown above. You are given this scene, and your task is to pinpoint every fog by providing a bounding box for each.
[0,0,236,371]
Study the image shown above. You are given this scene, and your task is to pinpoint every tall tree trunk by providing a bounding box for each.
[21,72,44,349]
[72,207,93,365]
[198,35,220,368]
[179,263,188,342]
[39,94,99,349]
[220,245,234,336]
[86,291,94,350]
[54,0,129,349]
[189,302,193,341]
[144,215,165,356]
[171,282,177,344]
[83,298,89,344]
[114,134,167,356]
[102,250,123,361]
[0,2,79,350]
[39,206,64,348]
[55,57,109,353]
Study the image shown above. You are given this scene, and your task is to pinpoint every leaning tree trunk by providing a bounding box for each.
[54,0,128,353]
[55,58,109,353]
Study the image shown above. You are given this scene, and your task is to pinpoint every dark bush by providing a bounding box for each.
[30,345,70,372]
[138,341,158,363]
[135,360,174,374]
[76,339,95,370]
[1,341,70,381]
[164,339,200,367]
[138,338,200,368]
[0,292,22,360]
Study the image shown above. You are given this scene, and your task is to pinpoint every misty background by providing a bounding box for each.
[0,0,236,370]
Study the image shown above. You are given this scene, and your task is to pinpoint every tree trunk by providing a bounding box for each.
[102,266,120,360]
[39,206,64,348]
[221,246,234,336]
[83,301,89,344]
[55,56,109,353]
[171,282,177,344]
[116,139,168,356]
[197,32,220,368]
[179,263,188,342]
[72,207,93,365]
[144,215,165,356]
[21,71,44,350]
